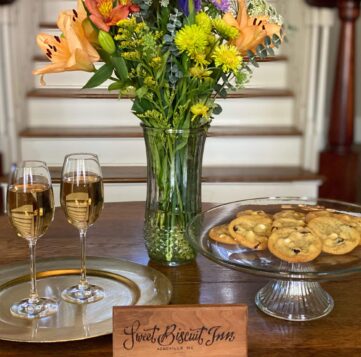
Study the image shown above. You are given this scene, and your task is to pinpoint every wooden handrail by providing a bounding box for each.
[0,0,16,5]
[0,153,3,213]
[328,0,360,152]
[319,0,361,202]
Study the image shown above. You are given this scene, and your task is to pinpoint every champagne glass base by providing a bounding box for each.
[10,297,58,319]
[61,284,104,304]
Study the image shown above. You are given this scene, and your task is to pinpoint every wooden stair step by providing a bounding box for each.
[33,53,289,64]
[27,88,294,100]
[19,126,302,138]
[1,166,323,185]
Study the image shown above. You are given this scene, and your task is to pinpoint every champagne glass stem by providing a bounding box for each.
[28,241,39,303]
[79,229,88,288]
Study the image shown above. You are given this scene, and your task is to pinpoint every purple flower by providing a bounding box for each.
[208,0,230,12]
[178,0,202,16]
[194,0,202,11]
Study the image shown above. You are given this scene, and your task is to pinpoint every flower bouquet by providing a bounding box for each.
[34,0,283,265]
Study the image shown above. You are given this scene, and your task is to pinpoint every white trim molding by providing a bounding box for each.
[0,0,40,172]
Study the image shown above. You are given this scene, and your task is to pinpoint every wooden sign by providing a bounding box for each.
[113,305,248,357]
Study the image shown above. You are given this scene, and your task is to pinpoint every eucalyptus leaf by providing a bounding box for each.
[256,44,267,58]
[272,34,281,48]
[264,36,271,47]
[213,104,223,115]
[266,46,275,56]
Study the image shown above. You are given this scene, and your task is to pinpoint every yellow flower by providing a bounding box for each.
[193,53,210,66]
[144,76,156,87]
[150,56,162,68]
[196,12,212,34]
[212,18,239,40]
[223,0,282,55]
[175,25,208,58]
[191,103,210,119]
[213,44,242,73]
[189,66,212,79]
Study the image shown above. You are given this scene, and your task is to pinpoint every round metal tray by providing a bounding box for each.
[0,257,172,343]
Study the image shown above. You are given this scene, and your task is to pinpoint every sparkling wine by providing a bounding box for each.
[8,183,55,240]
[61,174,104,230]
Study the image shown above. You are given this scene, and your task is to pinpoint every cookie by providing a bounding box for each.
[298,204,326,212]
[273,217,306,229]
[333,214,361,244]
[209,224,238,245]
[305,210,333,223]
[228,215,272,250]
[308,216,360,255]
[236,209,269,218]
[268,227,322,263]
[273,209,305,221]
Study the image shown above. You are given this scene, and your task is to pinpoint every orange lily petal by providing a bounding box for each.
[32,62,68,75]
[35,33,70,63]
[237,0,248,28]
[224,0,282,55]
[108,6,130,25]
[76,0,88,21]
[223,13,240,30]
[84,0,103,18]
[66,48,96,72]
[89,14,110,32]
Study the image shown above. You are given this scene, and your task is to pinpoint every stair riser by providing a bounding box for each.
[49,181,320,205]
[20,137,302,167]
[33,61,288,90]
[28,97,294,127]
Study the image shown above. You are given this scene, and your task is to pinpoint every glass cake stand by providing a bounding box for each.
[186,197,361,321]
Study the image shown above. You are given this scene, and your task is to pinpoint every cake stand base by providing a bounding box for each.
[255,280,334,321]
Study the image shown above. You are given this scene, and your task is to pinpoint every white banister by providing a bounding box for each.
[0,3,18,171]
[303,6,320,170]
[301,5,336,172]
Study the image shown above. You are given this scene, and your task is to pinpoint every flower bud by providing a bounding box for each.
[98,30,116,54]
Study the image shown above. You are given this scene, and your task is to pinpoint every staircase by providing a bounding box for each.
[11,0,323,205]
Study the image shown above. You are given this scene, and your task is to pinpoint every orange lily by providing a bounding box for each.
[85,0,140,32]
[223,0,282,55]
[33,0,100,85]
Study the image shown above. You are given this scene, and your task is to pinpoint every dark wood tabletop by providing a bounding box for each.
[0,202,360,356]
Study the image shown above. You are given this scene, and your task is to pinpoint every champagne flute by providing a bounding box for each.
[7,161,58,319]
[60,153,104,304]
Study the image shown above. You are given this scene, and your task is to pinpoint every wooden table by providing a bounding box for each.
[0,202,360,356]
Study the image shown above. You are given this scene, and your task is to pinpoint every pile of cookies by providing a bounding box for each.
[208,207,361,263]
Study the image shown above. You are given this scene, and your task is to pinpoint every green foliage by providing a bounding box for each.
[83,64,113,89]
[85,1,284,128]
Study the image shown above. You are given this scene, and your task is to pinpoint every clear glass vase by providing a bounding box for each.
[143,125,208,266]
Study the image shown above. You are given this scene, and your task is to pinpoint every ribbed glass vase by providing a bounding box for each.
[143,125,208,266]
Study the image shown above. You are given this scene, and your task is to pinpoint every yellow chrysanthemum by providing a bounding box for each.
[192,53,210,66]
[213,44,242,73]
[175,25,208,57]
[190,66,213,79]
[191,103,210,119]
[196,12,212,34]
[212,18,239,40]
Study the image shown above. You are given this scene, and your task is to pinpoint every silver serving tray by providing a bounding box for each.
[0,257,172,343]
